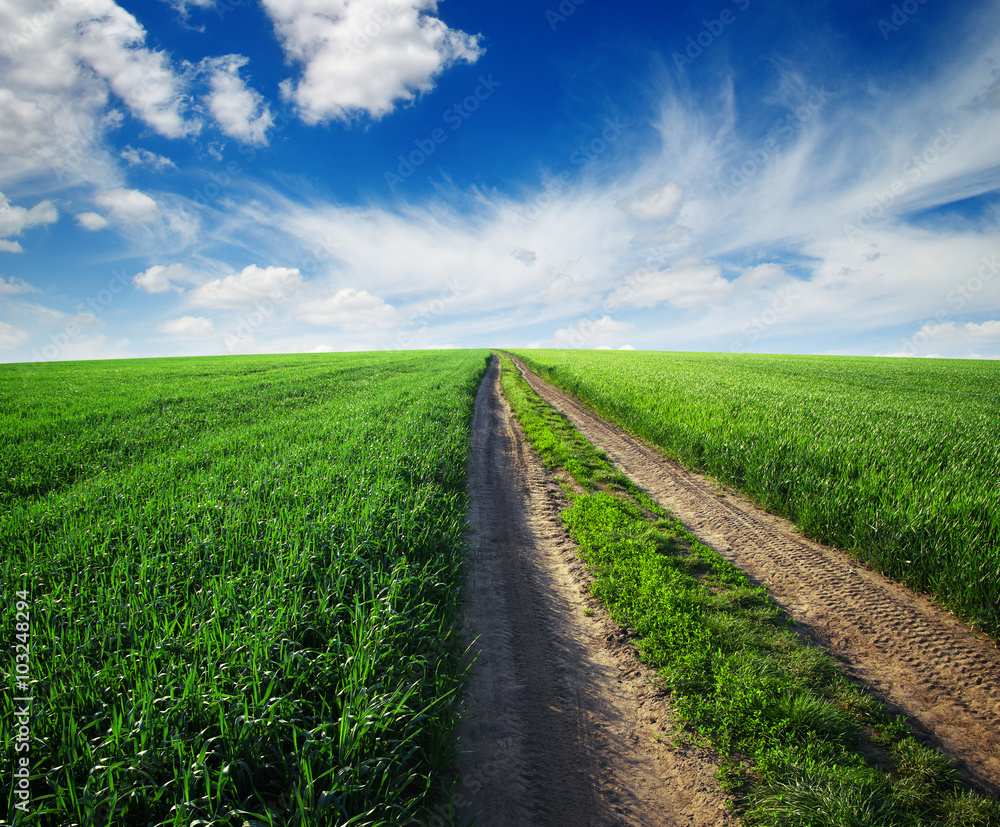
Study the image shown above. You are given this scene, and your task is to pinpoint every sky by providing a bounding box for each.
[1,0,999,363]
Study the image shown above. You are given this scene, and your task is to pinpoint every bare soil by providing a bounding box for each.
[454,356,736,826]
[509,355,1000,797]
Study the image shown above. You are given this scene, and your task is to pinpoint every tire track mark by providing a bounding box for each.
[510,355,1000,794]
[457,356,736,826]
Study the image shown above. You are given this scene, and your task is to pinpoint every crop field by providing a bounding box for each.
[1,350,488,825]
[510,350,1000,637]
[498,354,1000,825]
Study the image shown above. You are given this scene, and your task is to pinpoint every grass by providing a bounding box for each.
[1,350,489,826]
[510,349,1000,638]
[498,354,999,826]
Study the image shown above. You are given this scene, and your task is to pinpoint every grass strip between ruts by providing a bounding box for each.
[498,354,999,827]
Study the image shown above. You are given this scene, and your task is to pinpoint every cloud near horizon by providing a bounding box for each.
[0,0,998,362]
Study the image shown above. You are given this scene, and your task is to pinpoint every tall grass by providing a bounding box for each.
[511,350,1000,637]
[1,351,488,825]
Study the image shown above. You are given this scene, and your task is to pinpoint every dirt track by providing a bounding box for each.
[508,355,1000,796]
[455,356,735,826]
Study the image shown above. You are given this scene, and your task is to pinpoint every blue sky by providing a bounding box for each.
[1,0,999,363]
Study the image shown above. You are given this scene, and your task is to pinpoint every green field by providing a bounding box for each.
[1,351,488,826]
[499,354,999,826]
[510,350,1000,637]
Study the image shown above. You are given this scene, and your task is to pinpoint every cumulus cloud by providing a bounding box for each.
[0,275,39,295]
[158,315,214,337]
[73,4,196,139]
[621,182,683,221]
[298,287,400,330]
[554,315,634,348]
[203,55,274,145]
[0,320,28,349]
[0,192,58,252]
[161,0,216,16]
[133,263,195,293]
[914,319,1000,342]
[260,0,483,122]
[188,264,302,308]
[120,146,176,170]
[76,212,110,231]
[93,188,159,224]
[0,0,263,192]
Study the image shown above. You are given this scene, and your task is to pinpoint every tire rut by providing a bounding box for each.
[509,355,1000,795]
[456,356,735,826]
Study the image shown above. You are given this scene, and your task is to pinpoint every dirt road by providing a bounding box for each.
[455,356,735,826]
[509,355,1000,796]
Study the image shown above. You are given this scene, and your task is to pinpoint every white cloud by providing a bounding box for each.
[76,212,110,231]
[0,275,39,295]
[298,287,400,330]
[914,319,1000,342]
[260,0,483,123]
[21,302,104,329]
[133,263,194,293]
[188,264,302,308]
[74,4,196,139]
[93,188,159,224]
[622,182,683,221]
[158,315,214,337]
[0,0,251,193]
[19,3,985,359]
[610,265,730,310]
[204,55,274,145]
[554,315,634,348]
[120,146,176,170]
[0,320,28,348]
[161,0,216,15]
[0,191,58,251]
[238,176,638,346]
